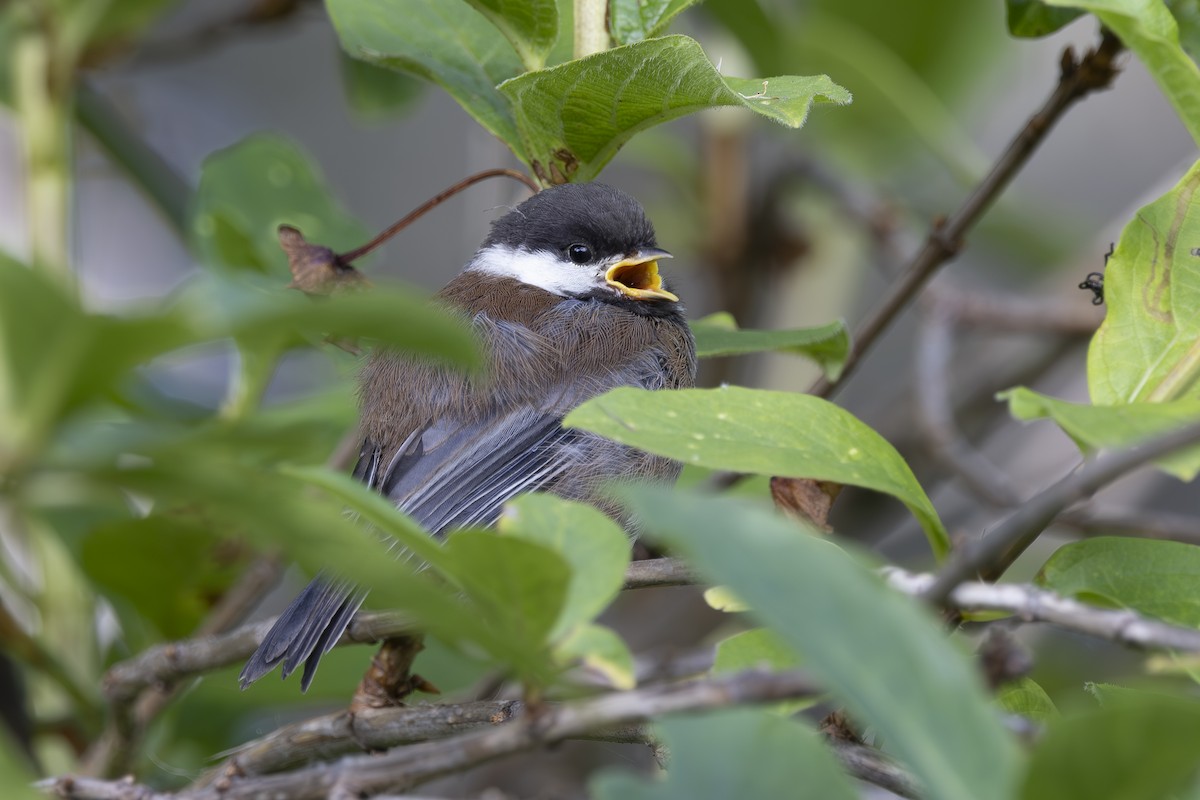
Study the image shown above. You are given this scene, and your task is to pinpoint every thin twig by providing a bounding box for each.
[810,31,1123,398]
[927,283,1102,334]
[1059,507,1200,544]
[922,418,1200,607]
[913,303,1023,507]
[46,669,823,800]
[336,169,539,264]
[97,559,694,700]
[888,567,1200,653]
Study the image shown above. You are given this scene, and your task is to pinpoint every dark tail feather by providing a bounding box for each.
[239,576,366,692]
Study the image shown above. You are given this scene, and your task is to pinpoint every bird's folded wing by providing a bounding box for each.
[373,406,582,536]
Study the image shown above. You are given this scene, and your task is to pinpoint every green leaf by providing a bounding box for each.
[1045,0,1200,147]
[326,0,525,155]
[1167,0,1200,61]
[444,530,570,666]
[0,256,197,459]
[591,708,857,800]
[191,134,367,277]
[690,313,850,381]
[712,628,801,674]
[499,35,850,183]
[609,0,699,45]
[496,493,630,640]
[1021,692,1200,800]
[105,457,505,666]
[624,489,1020,800]
[278,465,452,574]
[564,386,949,558]
[465,0,558,70]
[1003,387,1200,480]
[84,0,175,49]
[997,678,1061,723]
[1006,1,1085,37]
[81,516,248,638]
[182,274,480,368]
[703,585,750,612]
[1037,537,1200,627]
[1088,158,1200,403]
[554,622,636,689]
[712,627,810,715]
[338,50,425,121]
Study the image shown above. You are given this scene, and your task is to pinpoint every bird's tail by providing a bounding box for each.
[239,576,366,691]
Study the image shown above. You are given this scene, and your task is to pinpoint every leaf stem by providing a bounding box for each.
[573,0,609,59]
[13,22,74,289]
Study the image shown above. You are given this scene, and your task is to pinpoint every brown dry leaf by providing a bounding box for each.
[278,224,369,296]
[770,477,842,531]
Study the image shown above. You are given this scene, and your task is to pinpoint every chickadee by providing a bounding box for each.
[240,182,696,690]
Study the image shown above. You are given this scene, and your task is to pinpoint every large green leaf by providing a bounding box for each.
[624,489,1020,800]
[1045,0,1200,147]
[496,493,630,640]
[609,0,699,45]
[326,0,525,154]
[465,0,558,70]
[591,708,857,800]
[1021,692,1200,800]
[191,134,366,277]
[564,386,949,558]
[499,35,850,183]
[1037,537,1200,627]
[1088,158,1200,404]
[691,313,850,380]
[1003,387,1200,480]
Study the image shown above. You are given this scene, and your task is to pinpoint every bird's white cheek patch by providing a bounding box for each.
[468,245,600,297]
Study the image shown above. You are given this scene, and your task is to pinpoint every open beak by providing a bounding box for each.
[604,248,679,302]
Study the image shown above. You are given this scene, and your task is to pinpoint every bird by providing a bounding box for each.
[239,182,697,691]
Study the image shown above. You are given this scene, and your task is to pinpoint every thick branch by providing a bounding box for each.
[811,31,1123,397]
[47,669,823,800]
[922,418,1200,606]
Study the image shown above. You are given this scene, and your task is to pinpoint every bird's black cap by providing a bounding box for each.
[484,183,658,258]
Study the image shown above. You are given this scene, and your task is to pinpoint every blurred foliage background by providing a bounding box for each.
[1,0,1199,797]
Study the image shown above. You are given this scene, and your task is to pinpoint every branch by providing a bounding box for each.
[100,609,414,706]
[913,303,1023,507]
[45,669,823,800]
[811,30,1123,397]
[922,418,1200,606]
[195,701,520,787]
[623,557,697,588]
[887,568,1200,653]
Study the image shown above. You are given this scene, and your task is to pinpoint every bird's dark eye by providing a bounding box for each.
[567,243,592,264]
